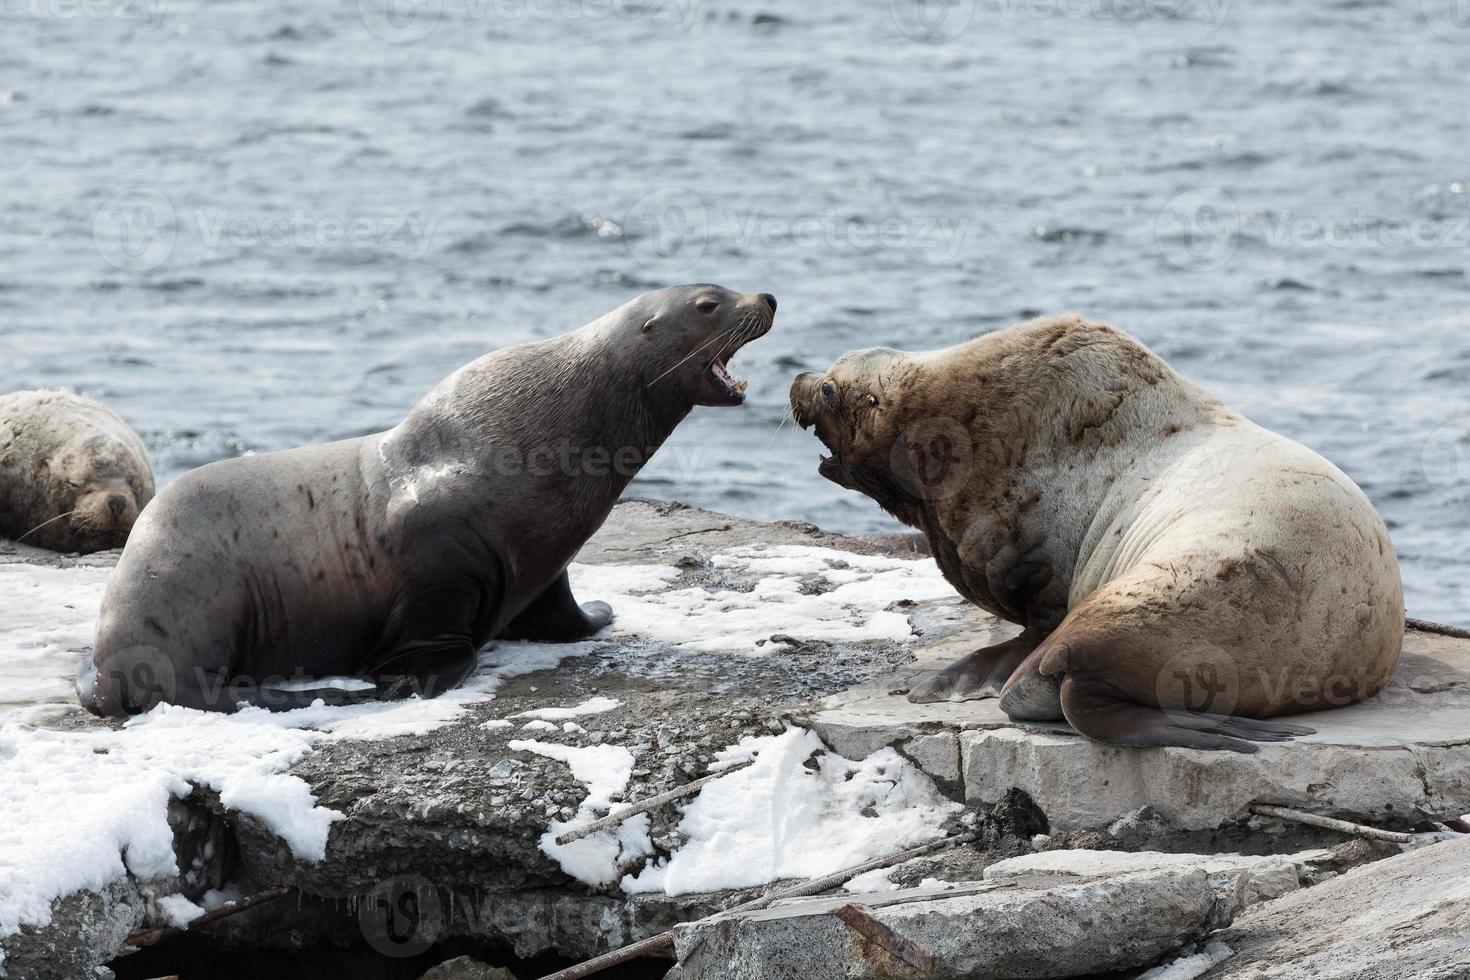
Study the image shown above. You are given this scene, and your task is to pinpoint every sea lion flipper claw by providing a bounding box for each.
[907,634,1037,704]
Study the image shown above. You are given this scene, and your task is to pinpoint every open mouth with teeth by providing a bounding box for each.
[704,312,772,405]
[710,353,750,402]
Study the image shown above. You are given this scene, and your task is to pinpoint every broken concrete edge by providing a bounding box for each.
[671,867,1230,980]
[664,836,1405,980]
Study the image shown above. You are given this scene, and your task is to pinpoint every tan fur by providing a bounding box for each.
[793,316,1402,736]
[0,390,154,553]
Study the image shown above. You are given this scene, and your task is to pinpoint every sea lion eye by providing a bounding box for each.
[696,299,719,314]
[866,394,879,407]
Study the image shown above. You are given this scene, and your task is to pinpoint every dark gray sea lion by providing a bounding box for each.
[0,390,155,554]
[790,315,1402,752]
[81,284,776,715]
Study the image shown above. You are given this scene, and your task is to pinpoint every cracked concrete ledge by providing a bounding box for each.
[4,499,1469,979]
[798,613,1470,832]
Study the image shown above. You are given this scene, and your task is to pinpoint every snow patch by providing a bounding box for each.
[507,740,652,887]
[1138,942,1234,979]
[843,866,900,893]
[513,696,621,721]
[154,893,204,929]
[623,728,960,896]
[568,545,951,654]
[0,632,597,947]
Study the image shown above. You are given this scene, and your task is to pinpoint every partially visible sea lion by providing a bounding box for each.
[0,390,155,554]
[81,284,776,716]
[790,315,1402,752]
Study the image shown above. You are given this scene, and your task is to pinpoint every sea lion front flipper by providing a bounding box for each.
[1058,673,1316,754]
[907,633,1039,704]
[498,570,614,643]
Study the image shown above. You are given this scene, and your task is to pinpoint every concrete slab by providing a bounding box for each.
[983,847,1332,908]
[802,624,1470,831]
[673,870,1222,980]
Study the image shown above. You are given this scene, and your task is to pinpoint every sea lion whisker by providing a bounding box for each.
[15,509,80,542]
[647,328,737,387]
[766,403,796,448]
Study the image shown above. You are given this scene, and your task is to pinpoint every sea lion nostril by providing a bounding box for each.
[760,293,776,313]
[107,494,127,518]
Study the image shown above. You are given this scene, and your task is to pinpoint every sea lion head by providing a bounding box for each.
[633,284,777,407]
[790,347,928,519]
[39,433,154,552]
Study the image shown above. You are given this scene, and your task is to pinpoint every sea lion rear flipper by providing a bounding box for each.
[497,570,613,643]
[907,633,1039,704]
[1058,673,1316,754]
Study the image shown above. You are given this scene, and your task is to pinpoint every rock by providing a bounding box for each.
[1199,834,1470,978]
[5,500,1469,978]
[674,870,1221,980]
[417,955,514,980]
[807,628,1470,833]
[982,847,1333,909]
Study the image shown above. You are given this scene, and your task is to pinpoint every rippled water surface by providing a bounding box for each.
[3,0,1469,620]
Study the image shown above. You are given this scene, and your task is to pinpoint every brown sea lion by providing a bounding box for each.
[80,284,776,716]
[0,390,154,554]
[790,315,1402,752]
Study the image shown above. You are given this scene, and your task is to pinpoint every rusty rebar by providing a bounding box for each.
[1249,804,1412,844]
[125,886,291,949]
